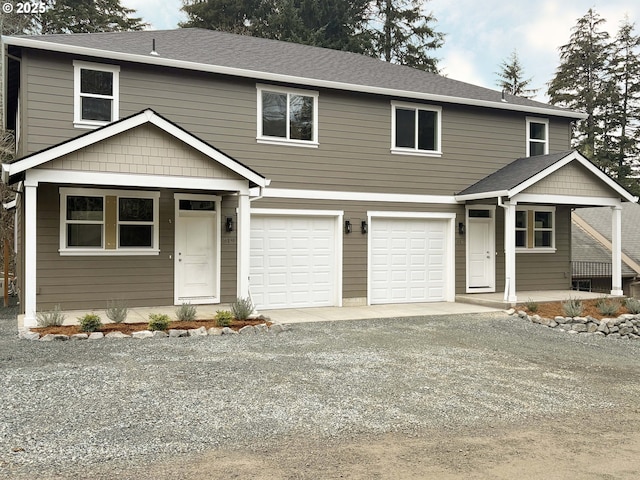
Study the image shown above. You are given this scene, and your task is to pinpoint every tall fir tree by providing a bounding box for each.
[495,50,537,98]
[548,8,611,166]
[368,0,443,73]
[36,0,146,34]
[605,17,640,195]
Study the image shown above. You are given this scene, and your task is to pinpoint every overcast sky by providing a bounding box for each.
[122,0,640,101]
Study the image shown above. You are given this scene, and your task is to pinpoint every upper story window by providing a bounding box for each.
[526,117,548,156]
[515,207,555,252]
[73,61,120,128]
[391,102,442,156]
[257,85,318,147]
[60,188,159,255]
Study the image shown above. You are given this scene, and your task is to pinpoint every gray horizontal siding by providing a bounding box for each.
[23,50,573,197]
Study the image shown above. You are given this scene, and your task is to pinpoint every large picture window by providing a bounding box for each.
[515,207,555,251]
[257,85,318,146]
[60,188,159,255]
[73,61,120,128]
[392,102,441,156]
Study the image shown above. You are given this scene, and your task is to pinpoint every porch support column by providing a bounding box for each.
[503,200,517,304]
[236,192,251,301]
[23,181,38,328]
[611,205,623,296]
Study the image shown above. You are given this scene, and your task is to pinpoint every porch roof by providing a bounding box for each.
[455,150,638,204]
[1,109,269,189]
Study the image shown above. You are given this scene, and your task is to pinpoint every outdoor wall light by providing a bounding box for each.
[458,222,465,235]
[344,220,352,234]
[225,217,234,232]
[361,220,368,234]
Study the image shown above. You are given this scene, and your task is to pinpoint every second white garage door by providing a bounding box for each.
[250,214,340,310]
[369,216,453,304]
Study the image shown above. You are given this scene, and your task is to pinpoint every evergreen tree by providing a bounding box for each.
[179,0,258,34]
[367,0,444,73]
[496,50,537,98]
[605,17,640,195]
[548,8,612,165]
[36,0,146,34]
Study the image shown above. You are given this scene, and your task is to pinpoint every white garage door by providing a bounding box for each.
[370,217,449,304]
[250,215,339,309]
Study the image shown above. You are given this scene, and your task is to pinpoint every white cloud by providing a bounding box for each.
[439,49,489,88]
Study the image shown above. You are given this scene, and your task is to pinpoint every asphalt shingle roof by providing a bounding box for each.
[573,202,640,264]
[9,28,578,116]
[456,150,574,196]
[571,223,636,276]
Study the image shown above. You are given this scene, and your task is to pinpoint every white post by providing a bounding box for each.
[24,181,38,327]
[503,201,518,304]
[236,191,251,300]
[611,205,623,296]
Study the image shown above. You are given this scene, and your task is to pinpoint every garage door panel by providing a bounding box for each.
[371,217,450,304]
[251,215,338,310]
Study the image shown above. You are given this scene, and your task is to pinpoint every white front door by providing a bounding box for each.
[466,208,495,292]
[175,195,220,304]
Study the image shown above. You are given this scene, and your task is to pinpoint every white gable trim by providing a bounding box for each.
[509,151,637,202]
[2,109,268,188]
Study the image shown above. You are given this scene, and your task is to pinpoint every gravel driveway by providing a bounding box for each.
[1,306,640,479]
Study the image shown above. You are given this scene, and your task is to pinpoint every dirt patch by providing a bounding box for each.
[519,298,630,320]
[33,318,271,336]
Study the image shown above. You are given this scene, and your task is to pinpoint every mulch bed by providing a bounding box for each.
[33,319,271,336]
[520,298,630,321]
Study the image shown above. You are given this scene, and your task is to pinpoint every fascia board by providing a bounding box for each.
[454,190,508,202]
[2,36,587,120]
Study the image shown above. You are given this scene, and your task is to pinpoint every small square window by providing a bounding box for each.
[258,86,318,146]
[392,103,441,155]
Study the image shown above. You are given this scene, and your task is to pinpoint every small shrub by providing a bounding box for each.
[105,299,128,324]
[625,297,640,314]
[79,313,102,333]
[562,297,584,318]
[148,313,171,331]
[36,304,66,327]
[525,298,539,313]
[215,310,234,327]
[231,297,254,321]
[596,297,621,316]
[176,302,197,321]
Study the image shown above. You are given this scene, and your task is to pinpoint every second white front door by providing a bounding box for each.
[175,195,220,304]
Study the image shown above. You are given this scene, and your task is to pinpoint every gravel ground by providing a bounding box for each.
[1,305,640,479]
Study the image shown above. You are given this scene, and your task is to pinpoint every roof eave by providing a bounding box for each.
[454,190,508,202]
[2,35,587,120]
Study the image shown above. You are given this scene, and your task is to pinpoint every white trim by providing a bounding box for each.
[6,109,268,188]
[257,187,459,204]
[256,84,319,146]
[236,193,251,300]
[391,101,442,156]
[502,201,517,303]
[73,60,120,128]
[249,208,343,308]
[465,205,496,293]
[173,193,222,305]
[611,206,623,295]
[513,193,624,207]
[514,205,556,252]
[526,117,549,157]
[27,169,250,193]
[2,36,588,120]
[455,190,509,202]
[24,184,37,327]
[367,211,456,305]
[59,187,160,255]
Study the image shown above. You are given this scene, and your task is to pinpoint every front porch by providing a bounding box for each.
[456,289,611,309]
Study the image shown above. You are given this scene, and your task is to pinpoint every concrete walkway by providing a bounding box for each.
[25,301,501,328]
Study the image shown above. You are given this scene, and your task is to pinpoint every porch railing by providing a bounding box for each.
[572,261,612,278]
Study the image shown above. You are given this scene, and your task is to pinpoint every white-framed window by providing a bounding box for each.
[73,60,120,128]
[515,206,555,252]
[526,117,548,157]
[60,188,159,255]
[256,84,319,147]
[391,101,442,156]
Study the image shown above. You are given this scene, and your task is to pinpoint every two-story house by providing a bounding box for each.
[2,28,636,327]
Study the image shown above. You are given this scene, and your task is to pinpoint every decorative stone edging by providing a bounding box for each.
[19,323,287,342]
[507,309,640,340]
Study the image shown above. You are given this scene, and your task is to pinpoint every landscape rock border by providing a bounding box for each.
[507,309,640,340]
[19,323,288,342]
